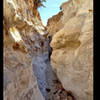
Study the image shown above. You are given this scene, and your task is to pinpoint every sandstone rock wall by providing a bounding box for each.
[4,0,71,100]
[4,0,93,100]
[4,0,45,100]
[4,46,44,100]
[47,0,93,100]
[46,11,63,35]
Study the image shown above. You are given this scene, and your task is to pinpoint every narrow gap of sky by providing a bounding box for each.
[38,0,67,26]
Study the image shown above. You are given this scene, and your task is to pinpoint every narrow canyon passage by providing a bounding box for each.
[4,0,75,100]
[4,0,93,100]
[23,32,75,100]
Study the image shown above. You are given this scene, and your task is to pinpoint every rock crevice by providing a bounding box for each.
[4,0,93,100]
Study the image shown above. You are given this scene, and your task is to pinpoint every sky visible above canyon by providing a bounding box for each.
[38,0,67,26]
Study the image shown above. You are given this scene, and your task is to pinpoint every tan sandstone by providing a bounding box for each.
[47,0,93,100]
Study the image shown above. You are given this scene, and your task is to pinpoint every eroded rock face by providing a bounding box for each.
[3,0,45,100]
[4,0,75,100]
[47,0,93,100]
[4,0,93,100]
[46,11,63,35]
[4,45,44,100]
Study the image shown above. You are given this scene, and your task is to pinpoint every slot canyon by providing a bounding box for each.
[3,0,93,100]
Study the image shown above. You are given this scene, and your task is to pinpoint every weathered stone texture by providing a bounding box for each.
[4,0,93,100]
[4,0,45,100]
[47,0,93,100]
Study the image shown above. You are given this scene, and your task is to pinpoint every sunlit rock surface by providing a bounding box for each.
[46,11,63,35]
[4,0,45,100]
[46,0,93,100]
[4,0,93,100]
[4,0,74,100]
